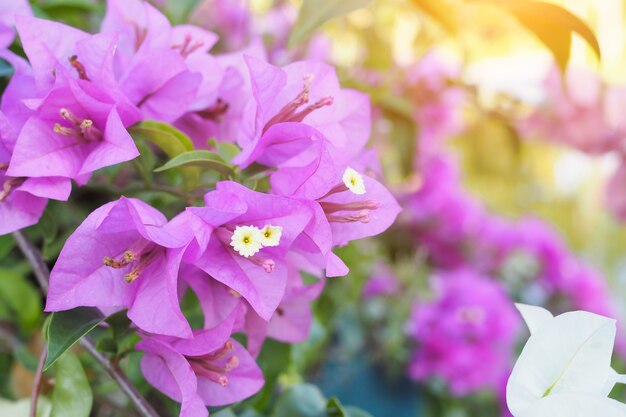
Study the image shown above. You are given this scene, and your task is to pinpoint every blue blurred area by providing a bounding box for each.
[311,353,421,417]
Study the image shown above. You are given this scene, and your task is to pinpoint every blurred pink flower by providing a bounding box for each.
[407,269,520,396]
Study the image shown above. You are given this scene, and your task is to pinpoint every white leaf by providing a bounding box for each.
[516,303,554,335]
[507,310,616,415]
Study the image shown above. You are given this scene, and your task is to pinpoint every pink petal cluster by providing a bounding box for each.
[0,1,405,415]
[521,67,626,222]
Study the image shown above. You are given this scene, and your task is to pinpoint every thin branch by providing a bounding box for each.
[79,337,159,417]
[13,231,49,293]
[13,231,160,417]
[29,345,47,417]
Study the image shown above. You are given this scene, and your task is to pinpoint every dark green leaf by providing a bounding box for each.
[105,310,132,341]
[326,397,348,417]
[257,339,292,382]
[155,150,236,176]
[0,269,42,332]
[50,353,92,417]
[45,307,105,370]
[0,235,15,260]
[288,0,372,48]
[95,336,118,354]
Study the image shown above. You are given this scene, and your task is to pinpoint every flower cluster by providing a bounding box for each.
[0,1,400,415]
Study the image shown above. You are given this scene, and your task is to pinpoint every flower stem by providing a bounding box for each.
[29,345,47,417]
[13,231,161,417]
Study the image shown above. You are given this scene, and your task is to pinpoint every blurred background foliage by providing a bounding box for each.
[3,1,626,417]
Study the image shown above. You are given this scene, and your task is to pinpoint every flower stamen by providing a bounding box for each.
[68,55,90,81]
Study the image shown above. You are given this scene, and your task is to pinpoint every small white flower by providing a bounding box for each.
[230,225,263,257]
[259,225,282,247]
[342,167,366,195]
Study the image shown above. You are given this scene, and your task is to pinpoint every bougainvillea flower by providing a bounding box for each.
[507,304,626,417]
[188,181,313,321]
[268,139,401,275]
[101,0,212,122]
[181,264,244,330]
[46,197,193,338]
[235,55,370,165]
[408,270,520,395]
[15,15,122,93]
[244,265,325,356]
[0,111,70,235]
[137,322,264,415]
[7,78,140,183]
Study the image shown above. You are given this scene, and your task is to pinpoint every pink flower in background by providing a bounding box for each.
[407,270,520,395]
[362,263,400,299]
[521,67,626,155]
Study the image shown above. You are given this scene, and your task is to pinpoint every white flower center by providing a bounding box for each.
[230,225,263,257]
[259,225,282,247]
[342,167,366,195]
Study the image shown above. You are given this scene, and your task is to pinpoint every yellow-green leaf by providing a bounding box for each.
[288,0,372,48]
[129,120,199,189]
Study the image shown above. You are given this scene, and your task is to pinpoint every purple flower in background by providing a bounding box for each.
[407,269,520,396]
[362,263,400,299]
[46,197,193,338]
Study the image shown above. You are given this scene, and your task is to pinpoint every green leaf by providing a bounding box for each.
[258,339,292,382]
[0,234,15,260]
[130,120,194,155]
[326,398,348,417]
[130,120,199,189]
[273,384,326,417]
[50,353,92,417]
[0,269,42,333]
[45,307,105,370]
[288,0,372,48]
[477,0,601,71]
[155,150,236,176]
[209,139,241,163]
